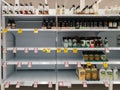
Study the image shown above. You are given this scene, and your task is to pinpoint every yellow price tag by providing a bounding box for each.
[57,48,61,53]
[64,48,68,53]
[46,48,51,53]
[2,28,8,33]
[18,29,23,34]
[42,48,46,52]
[73,48,78,53]
[34,29,38,33]
[103,62,108,69]
[86,62,92,66]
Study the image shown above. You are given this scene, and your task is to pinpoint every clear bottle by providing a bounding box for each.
[91,65,98,80]
[113,67,118,81]
[11,19,16,29]
[2,4,8,14]
[38,3,43,14]
[9,3,14,14]
[61,5,65,15]
[69,5,76,14]
[104,37,109,47]
[44,4,49,14]
[14,4,19,14]
[106,66,113,81]
[63,37,68,48]
[24,3,29,14]
[29,2,34,14]
[99,66,106,81]
[56,5,60,15]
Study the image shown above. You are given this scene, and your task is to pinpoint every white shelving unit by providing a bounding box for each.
[1,0,120,90]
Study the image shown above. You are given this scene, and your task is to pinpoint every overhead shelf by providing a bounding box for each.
[4,29,120,32]
[6,58,120,65]
[6,47,120,51]
[4,71,56,86]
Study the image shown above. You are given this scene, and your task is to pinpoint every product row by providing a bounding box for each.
[83,51,108,62]
[77,65,118,81]
[63,36,108,48]
[6,19,120,29]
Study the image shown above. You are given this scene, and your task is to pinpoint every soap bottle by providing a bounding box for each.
[106,66,113,81]
[99,66,106,81]
[113,67,118,81]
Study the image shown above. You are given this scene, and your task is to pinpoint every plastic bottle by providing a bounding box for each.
[113,67,118,81]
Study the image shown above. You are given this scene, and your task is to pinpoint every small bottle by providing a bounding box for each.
[94,51,100,61]
[81,37,86,47]
[7,19,12,28]
[76,5,80,14]
[83,51,89,61]
[2,4,8,14]
[56,5,60,15]
[75,20,80,29]
[100,52,107,61]
[106,67,113,81]
[85,66,91,81]
[113,67,118,81]
[11,19,16,29]
[63,37,68,48]
[44,4,49,14]
[69,5,76,14]
[104,37,109,47]
[19,4,24,14]
[38,3,43,14]
[72,37,77,47]
[24,3,29,14]
[42,19,46,29]
[91,65,98,80]
[81,5,89,14]
[68,37,72,47]
[29,2,34,14]
[61,5,65,15]
[89,37,95,48]
[99,66,106,81]
[89,51,94,61]
[14,4,19,14]
[85,37,90,47]
[9,3,14,14]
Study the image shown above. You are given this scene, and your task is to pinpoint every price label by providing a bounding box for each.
[103,62,108,69]
[58,81,64,87]
[2,28,8,33]
[33,81,38,88]
[34,29,38,33]
[77,62,81,67]
[64,81,72,88]
[3,48,7,53]
[24,48,29,53]
[3,61,7,68]
[18,29,23,34]
[104,81,109,87]
[28,62,32,68]
[64,48,68,53]
[16,82,20,88]
[42,48,46,52]
[57,48,61,53]
[105,48,110,53]
[17,62,22,68]
[48,82,53,88]
[5,82,10,88]
[13,48,17,53]
[83,81,87,87]
[73,48,78,53]
[46,48,51,53]
[64,62,69,67]
[34,48,38,53]
[86,62,92,67]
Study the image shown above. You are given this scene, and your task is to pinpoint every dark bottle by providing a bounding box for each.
[52,20,56,29]
[98,37,103,47]
[7,19,12,28]
[24,3,29,14]
[39,3,43,14]
[11,19,16,29]
[19,4,24,14]
[75,20,80,29]
[9,3,14,14]
[14,4,19,14]
[29,2,34,14]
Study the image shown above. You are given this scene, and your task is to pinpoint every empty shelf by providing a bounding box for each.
[4,71,56,86]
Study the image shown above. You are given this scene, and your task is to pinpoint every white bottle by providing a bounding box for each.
[99,67,106,81]
[106,67,113,81]
[113,67,118,81]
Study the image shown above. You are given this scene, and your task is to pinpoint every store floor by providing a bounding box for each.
[1,85,119,90]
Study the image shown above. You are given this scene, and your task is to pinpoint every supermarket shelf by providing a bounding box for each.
[7,29,57,32]
[6,29,120,32]
[3,14,120,17]
[2,14,56,17]
[6,59,56,65]
[6,47,120,51]
[58,70,103,84]
[4,71,56,86]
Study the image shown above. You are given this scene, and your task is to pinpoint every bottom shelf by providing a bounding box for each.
[4,70,120,86]
[4,70,56,86]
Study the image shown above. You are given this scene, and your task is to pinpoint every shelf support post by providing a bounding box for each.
[109,82,113,90]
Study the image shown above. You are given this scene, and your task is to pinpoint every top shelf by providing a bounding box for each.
[2,14,120,17]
